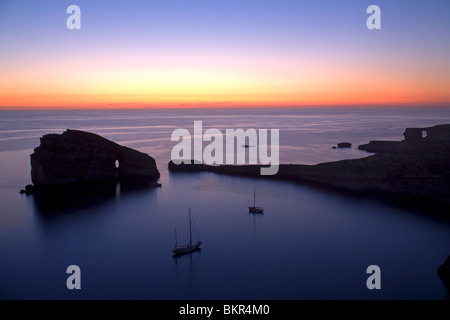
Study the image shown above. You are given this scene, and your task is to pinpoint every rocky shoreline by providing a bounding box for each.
[169,124,450,206]
[19,125,450,297]
[168,124,450,298]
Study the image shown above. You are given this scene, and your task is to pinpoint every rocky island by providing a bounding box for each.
[25,129,160,192]
[169,124,450,206]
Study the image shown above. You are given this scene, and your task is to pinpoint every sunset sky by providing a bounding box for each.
[0,0,449,109]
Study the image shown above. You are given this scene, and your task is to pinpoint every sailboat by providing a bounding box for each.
[172,207,202,255]
[249,187,264,214]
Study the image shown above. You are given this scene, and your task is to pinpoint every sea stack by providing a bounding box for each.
[30,129,160,188]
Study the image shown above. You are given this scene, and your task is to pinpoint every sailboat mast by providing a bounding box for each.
[189,207,192,246]
[174,229,178,248]
[253,187,256,207]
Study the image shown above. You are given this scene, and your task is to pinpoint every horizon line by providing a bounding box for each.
[1,103,450,111]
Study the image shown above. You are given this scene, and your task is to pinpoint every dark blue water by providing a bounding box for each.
[1,108,450,299]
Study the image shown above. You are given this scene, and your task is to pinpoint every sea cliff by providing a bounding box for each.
[169,124,450,205]
[30,129,160,188]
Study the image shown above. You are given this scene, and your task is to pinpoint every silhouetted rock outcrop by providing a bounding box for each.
[358,141,402,153]
[19,184,35,195]
[438,255,450,300]
[337,142,352,148]
[359,124,450,153]
[30,130,160,188]
[169,124,450,205]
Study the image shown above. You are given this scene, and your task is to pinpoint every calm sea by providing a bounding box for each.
[1,108,450,299]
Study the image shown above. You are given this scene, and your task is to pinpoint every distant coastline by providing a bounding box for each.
[169,124,450,210]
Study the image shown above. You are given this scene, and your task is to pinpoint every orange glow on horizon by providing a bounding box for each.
[2,1,450,111]
[1,52,450,110]
[1,94,449,110]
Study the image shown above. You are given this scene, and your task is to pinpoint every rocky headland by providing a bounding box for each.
[169,124,450,205]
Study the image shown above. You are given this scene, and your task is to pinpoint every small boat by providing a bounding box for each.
[249,187,264,214]
[172,207,202,255]
[149,181,162,187]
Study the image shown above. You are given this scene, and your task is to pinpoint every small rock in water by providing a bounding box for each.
[19,184,35,195]
[337,142,352,148]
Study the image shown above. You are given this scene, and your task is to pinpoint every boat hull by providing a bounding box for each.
[172,241,202,255]
[249,206,264,214]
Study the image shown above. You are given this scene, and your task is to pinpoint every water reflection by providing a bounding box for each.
[249,212,264,236]
[31,181,118,214]
[31,180,160,228]
[173,249,202,293]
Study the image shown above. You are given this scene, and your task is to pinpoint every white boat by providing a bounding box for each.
[172,207,202,255]
[249,188,264,214]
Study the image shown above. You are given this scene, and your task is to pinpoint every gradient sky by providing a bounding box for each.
[0,0,449,109]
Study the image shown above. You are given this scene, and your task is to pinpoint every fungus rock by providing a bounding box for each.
[31,130,160,187]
